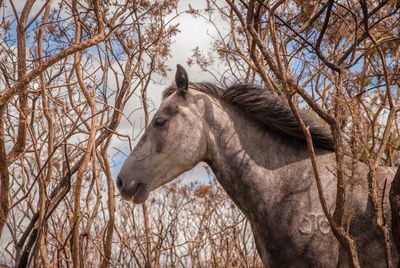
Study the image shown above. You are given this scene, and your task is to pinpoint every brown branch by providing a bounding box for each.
[70,1,99,266]
[0,0,35,240]
[32,1,51,266]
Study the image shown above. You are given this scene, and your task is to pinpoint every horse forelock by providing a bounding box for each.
[161,82,335,151]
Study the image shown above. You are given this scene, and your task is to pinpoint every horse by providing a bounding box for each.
[117,64,398,267]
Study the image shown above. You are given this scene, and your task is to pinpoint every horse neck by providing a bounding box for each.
[203,98,315,219]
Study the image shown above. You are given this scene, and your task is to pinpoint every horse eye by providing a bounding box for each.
[154,117,167,127]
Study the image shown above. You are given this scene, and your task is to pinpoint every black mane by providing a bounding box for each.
[163,82,334,151]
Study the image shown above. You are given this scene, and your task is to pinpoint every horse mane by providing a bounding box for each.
[163,82,335,151]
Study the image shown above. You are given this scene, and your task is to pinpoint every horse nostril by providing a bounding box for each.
[116,176,123,190]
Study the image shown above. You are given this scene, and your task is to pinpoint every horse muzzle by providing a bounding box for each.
[116,176,149,203]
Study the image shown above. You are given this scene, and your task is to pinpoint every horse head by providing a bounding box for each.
[117,65,208,203]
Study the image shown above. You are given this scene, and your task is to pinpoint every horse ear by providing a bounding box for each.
[175,64,188,96]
